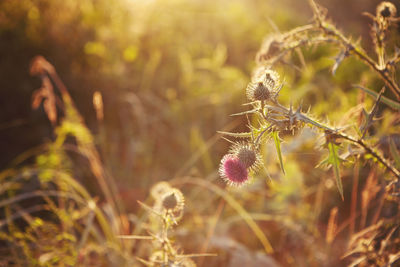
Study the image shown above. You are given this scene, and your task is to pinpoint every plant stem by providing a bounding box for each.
[307,0,400,99]
[267,102,400,179]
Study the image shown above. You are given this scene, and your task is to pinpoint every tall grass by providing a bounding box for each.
[0,0,400,266]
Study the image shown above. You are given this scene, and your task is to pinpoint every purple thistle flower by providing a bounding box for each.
[219,154,249,186]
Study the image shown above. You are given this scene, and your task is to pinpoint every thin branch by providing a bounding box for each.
[270,102,400,179]
[307,0,400,99]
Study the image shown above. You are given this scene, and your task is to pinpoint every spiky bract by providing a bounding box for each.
[229,142,262,172]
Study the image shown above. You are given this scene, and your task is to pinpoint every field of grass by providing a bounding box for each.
[0,0,399,266]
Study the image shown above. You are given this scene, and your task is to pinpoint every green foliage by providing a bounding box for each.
[327,142,343,200]
[1,0,400,266]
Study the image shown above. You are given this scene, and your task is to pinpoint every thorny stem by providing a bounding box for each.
[320,23,400,100]
[303,1,400,183]
[264,102,400,181]
[267,36,341,67]
[308,0,400,100]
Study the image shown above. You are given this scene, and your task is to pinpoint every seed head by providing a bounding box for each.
[163,194,178,210]
[246,82,271,101]
[246,67,281,102]
[377,1,397,18]
[161,188,184,213]
[238,147,256,168]
[219,154,249,186]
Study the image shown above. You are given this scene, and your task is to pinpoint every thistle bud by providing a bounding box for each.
[246,82,271,101]
[161,188,185,213]
[246,67,281,102]
[377,1,397,18]
[219,154,249,186]
[230,142,262,172]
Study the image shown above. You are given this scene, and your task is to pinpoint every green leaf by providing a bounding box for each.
[354,84,400,110]
[272,131,285,175]
[328,142,344,200]
[217,131,252,138]
[315,155,329,169]
[389,138,400,169]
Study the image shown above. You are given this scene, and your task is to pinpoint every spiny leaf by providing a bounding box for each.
[295,112,332,131]
[354,84,400,110]
[360,86,385,139]
[328,142,344,200]
[272,131,285,175]
[242,101,259,106]
[389,138,400,169]
[217,131,252,138]
[315,155,329,169]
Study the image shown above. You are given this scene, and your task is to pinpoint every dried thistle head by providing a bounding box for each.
[377,1,397,19]
[161,188,185,214]
[219,154,249,186]
[150,184,185,223]
[229,142,262,172]
[246,67,281,102]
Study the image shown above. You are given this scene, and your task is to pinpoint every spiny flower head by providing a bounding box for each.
[229,142,262,172]
[246,67,281,102]
[219,154,249,186]
[161,188,185,214]
[150,182,185,222]
[377,1,397,18]
[246,82,271,101]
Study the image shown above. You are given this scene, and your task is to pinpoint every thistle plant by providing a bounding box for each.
[220,0,400,190]
[219,0,400,265]
[123,182,212,267]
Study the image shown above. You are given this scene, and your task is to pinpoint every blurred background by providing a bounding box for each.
[0,0,398,266]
